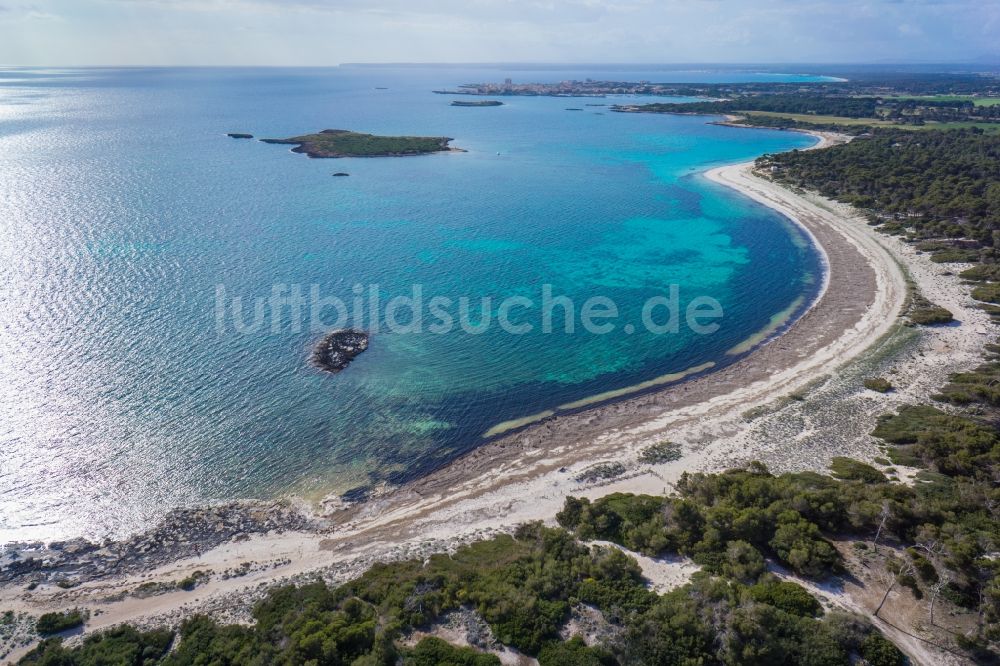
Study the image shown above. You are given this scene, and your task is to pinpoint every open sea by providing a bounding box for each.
[0,66,823,542]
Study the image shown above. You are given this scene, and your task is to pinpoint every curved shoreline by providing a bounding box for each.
[337,149,905,525]
[2,130,926,662]
[7,134,899,548]
[473,128,838,442]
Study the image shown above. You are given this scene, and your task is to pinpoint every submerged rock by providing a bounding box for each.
[227,133,254,139]
[312,328,368,373]
[332,172,350,177]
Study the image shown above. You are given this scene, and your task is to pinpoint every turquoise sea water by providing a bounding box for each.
[0,67,820,542]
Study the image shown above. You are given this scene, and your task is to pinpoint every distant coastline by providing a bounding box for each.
[432,79,703,97]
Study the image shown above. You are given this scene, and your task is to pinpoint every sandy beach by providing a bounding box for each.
[2,132,991,666]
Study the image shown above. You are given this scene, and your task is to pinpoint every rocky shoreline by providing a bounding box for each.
[0,501,321,588]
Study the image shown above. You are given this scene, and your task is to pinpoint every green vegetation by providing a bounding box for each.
[637,441,682,464]
[732,113,878,134]
[625,95,880,119]
[828,457,887,484]
[754,126,1000,635]
[860,634,907,666]
[261,129,455,158]
[558,455,1000,654]
[747,580,822,617]
[863,377,893,393]
[888,95,1000,107]
[972,282,1000,304]
[907,304,955,325]
[575,462,626,483]
[960,264,1000,282]
[29,421,996,660]
[617,87,1000,132]
[405,637,500,665]
[35,610,86,635]
[915,122,1000,134]
[744,111,882,126]
[904,292,955,327]
[934,347,1000,407]
[917,241,982,263]
[557,470,843,578]
[537,636,614,665]
[738,113,1000,135]
[872,404,997,476]
[176,570,207,591]
[17,516,907,666]
[20,626,172,665]
[761,129,1000,244]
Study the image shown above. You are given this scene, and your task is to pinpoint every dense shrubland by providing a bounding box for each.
[621,91,1000,128]
[628,95,880,118]
[557,456,1000,652]
[763,129,1000,243]
[754,125,1000,659]
[19,518,904,666]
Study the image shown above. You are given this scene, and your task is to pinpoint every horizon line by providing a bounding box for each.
[1,61,997,69]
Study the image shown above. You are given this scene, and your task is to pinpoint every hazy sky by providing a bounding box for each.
[1,0,999,66]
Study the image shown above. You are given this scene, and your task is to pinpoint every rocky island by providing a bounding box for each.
[450,100,503,107]
[260,129,458,158]
[226,132,253,139]
[311,328,368,373]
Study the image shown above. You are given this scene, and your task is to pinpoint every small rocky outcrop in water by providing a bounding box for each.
[227,133,254,139]
[332,172,350,177]
[312,328,368,373]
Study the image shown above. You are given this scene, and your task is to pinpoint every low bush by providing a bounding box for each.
[864,377,893,393]
[829,457,888,483]
[575,462,626,483]
[638,441,682,464]
[908,304,954,325]
[35,610,85,635]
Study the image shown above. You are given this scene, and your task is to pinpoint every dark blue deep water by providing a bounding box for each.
[0,66,820,541]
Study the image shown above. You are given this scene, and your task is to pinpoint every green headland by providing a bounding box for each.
[260,129,458,158]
